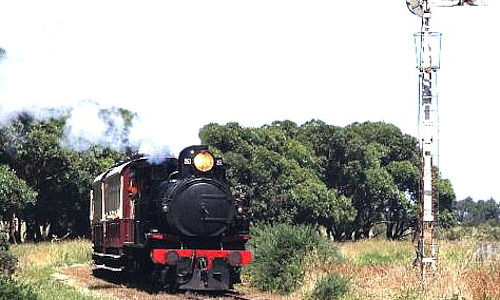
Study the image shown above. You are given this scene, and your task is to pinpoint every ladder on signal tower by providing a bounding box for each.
[415,0,440,278]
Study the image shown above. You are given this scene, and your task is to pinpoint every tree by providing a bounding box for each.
[0,112,127,239]
[455,197,499,225]
[200,120,433,240]
[385,160,419,238]
[200,121,356,237]
[313,122,422,240]
[435,173,457,228]
[480,198,499,222]
[0,165,37,219]
[0,165,37,243]
[455,196,475,224]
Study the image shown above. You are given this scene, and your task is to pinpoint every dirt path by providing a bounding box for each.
[55,264,274,300]
[56,264,194,300]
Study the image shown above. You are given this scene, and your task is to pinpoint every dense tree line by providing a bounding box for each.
[455,197,499,225]
[200,120,456,240]
[0,110,459,242]
[0,110,130,241]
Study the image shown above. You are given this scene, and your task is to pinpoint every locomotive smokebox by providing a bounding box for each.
[163,177,236,238]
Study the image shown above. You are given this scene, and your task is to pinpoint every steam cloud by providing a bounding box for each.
[0,98,175,161]
[0,44,178,161]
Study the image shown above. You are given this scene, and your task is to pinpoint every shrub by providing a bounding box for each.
[0,230,17,276]
[308,273,350,300]
[247,223,340,295]
[0,277,38,300]
[0,251,17,277]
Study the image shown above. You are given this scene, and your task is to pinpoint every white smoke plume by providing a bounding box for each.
[0,44,180,161]
[63,100,176,160]
[0,95,176,160]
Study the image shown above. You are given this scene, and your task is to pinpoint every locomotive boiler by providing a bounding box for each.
[90,145,252,291]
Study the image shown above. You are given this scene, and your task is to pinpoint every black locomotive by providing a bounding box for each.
[90,145,252,291]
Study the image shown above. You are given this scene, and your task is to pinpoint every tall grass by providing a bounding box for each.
[12,239,91,268]
[339,239,413,266]
[331,239,500,300]
[10,240,103,300]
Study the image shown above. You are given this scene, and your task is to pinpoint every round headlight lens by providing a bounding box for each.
[193,151,215,172]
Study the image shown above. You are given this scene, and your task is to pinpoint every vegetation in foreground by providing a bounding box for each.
[247,223,344,295]
[10,240,102,300]
[333,239,499,300]
[0,227,497,300]
[0,230,38,300]
[244,224,499,300]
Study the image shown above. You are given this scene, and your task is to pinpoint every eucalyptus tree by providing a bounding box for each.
[200,121,355,233]
[0,112,127,239]
[0,165,37,220]
[200,120,455,241]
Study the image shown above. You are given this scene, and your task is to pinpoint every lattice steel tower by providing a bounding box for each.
[406,0,487,278]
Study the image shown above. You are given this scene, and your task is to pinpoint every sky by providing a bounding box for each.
[0,0,498,201]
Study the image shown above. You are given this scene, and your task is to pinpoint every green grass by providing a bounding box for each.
[10,240,106,300]
[15,266,101,300]
[11,239,91,267]
[339,239,413,266]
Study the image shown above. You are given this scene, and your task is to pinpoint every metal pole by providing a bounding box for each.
[416,0,440,278]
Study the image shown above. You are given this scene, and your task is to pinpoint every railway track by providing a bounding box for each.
[224,291,270,300]
[183,290,269,300]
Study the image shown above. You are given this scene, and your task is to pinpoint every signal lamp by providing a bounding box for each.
[193,151,215,172]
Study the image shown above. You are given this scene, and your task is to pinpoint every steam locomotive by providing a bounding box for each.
[90,145,252,291]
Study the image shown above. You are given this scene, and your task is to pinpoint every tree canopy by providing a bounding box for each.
[455,197,499,225]
[0,110,461,241]
[0,165,37,219]
[0,111,129,239]
[200,120,456,240]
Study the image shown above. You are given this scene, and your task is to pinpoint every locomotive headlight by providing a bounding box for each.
[193,151,215,172]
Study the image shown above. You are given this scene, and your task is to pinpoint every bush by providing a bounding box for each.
[0,277,38,300]
[0,251,17,277]
[308,273,350,300]
[0,231,17,276]
[440,224,500,242]
[247,223,340,295]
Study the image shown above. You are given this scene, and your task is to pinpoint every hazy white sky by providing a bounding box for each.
[0,0,498,201]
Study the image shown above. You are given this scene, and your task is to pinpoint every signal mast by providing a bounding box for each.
[406,0,486,278]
